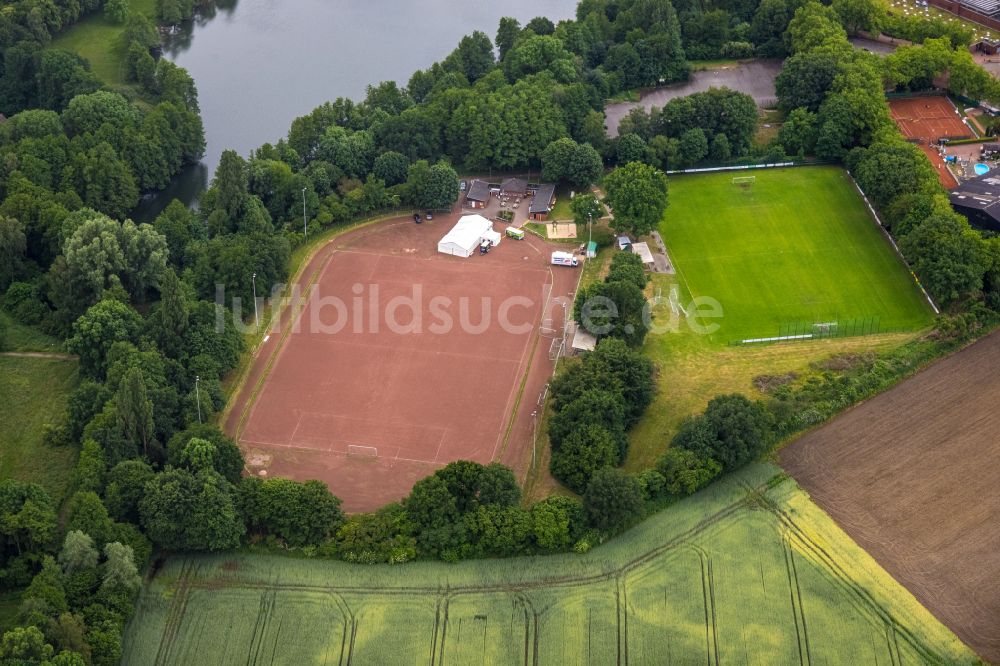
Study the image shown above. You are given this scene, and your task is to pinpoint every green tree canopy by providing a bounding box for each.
[583,467,644,532]
[541,137,604,188]
[602,161,669,237]
[139,468,244,552]
[66,299,142,379]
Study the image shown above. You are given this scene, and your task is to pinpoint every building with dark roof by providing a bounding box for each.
[529,183,556,221]
[465,179,491,209]
[949,172,1000,231]
[930,0,1000,30]
[500,177,528,196]
[981,143,1000,159]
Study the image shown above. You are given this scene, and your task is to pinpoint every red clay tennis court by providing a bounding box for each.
[888,96,971,141]
[888,96,970,188]
[228,216,579,512]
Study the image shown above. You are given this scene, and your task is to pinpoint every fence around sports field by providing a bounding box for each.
[733,317,887,345]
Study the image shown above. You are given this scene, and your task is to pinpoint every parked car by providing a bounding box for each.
[426,211,434,220]
[413,213,422,224]
[479,239,493,254]
[617,235,632,251]
[460,180,468,191]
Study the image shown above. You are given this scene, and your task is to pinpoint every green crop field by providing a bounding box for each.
[0,356,79,501]
[123,465,974,665]
[663,167,934,343]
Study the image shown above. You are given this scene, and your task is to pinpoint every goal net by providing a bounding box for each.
[347,444,378,458]
[548,339,565,360]
[732,175,756,186]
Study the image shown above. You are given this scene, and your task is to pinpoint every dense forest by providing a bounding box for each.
[3,0,1000,661]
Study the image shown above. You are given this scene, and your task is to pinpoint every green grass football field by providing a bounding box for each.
[122,465,975,665]
[662,167,934,343]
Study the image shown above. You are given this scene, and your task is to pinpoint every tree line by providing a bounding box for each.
[5,0,1000,661]
[766,1,1000,309]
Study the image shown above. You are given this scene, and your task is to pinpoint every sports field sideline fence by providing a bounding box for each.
[733,316,886,345]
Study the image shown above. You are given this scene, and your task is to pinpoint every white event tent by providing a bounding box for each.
[437,214,494,257]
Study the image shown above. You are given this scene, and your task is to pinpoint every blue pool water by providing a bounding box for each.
[975,163,990,176]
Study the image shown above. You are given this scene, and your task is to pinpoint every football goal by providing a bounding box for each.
[732,175,756,187]
[347,444,378,457]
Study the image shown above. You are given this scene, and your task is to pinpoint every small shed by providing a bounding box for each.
[571,325,597,353]
[438,214,494,257]
[500,177,528,196]
[632,242,655,267]
[465,180,491,209]
[530,183,556,221]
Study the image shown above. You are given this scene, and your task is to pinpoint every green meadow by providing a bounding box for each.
[0,355,79,501]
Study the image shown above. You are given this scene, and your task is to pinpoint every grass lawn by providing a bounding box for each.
[663,166,934,344]
[49,0,157,88]
[122,464,976,665]
[0,312,64,353]
[755,108,782,147]
[548,186,575,221]
[627,271,922,471]
[0,356,79,501]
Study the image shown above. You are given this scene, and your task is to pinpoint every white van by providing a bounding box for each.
[551,251,579,267]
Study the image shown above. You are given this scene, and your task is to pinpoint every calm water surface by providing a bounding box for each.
[135,0,576,220]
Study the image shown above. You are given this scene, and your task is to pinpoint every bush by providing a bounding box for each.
[104,0,130,23]
[165,424,244,484]
[530,496,585,551]
[238,477,344,548]
[3,282,49,325]
[549,424,620,493]
[721,41,755,58]
[656,448,722,495]
[635,469,666,499]
[606,251,648,291]
[335,503,416,564]
[672,394,773,471]
[584,467,644,532]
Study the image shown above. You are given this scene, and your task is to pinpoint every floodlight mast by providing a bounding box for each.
[252,272,259,331]
[302,188,308,237]
[195,375,202,424]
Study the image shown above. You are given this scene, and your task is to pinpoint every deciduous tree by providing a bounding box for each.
[583,468,643,531]
[603,161,669,237]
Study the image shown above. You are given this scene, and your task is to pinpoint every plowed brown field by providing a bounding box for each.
[780,330,1000,662]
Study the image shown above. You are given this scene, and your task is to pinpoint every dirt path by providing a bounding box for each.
[780,329,1000,662]
[0,351,76,361]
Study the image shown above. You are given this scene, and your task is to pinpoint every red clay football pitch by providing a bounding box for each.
[226,215,580,511]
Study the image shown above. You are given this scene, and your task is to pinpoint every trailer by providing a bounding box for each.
[506,227,525,240]
[551,251,579,267]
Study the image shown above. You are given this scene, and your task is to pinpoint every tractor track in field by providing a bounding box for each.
[781,327,1000,663]
[149,476,958,666]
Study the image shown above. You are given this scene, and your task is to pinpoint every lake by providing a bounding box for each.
[135,0,576,220]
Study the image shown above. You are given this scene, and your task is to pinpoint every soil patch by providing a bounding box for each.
[228,214,579,512]
[780,329,1000,662]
